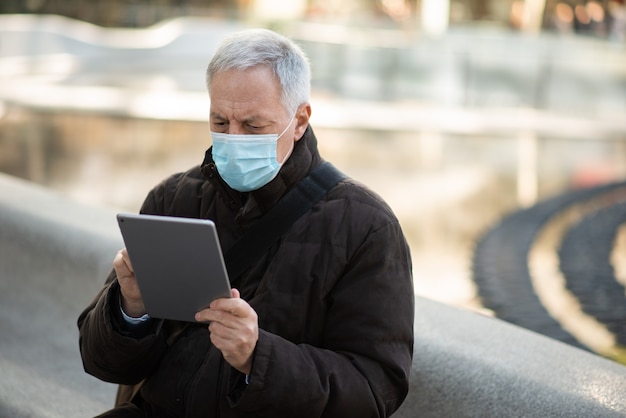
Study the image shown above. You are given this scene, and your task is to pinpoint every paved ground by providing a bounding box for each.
[472,180,626,362]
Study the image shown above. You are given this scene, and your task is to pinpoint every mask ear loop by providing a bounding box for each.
[277,113,298,165]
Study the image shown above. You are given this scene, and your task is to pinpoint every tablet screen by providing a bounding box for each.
[117,213,231,323]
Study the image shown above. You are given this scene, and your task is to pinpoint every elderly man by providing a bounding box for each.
[78,28,414,417]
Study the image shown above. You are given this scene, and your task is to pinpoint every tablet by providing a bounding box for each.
[116,213,231,323]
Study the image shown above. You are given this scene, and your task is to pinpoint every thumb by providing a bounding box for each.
[231,288,240,299]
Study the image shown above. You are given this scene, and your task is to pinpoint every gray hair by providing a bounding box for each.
[206,28,311,115]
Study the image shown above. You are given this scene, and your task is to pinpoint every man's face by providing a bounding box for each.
[209,66,307,164]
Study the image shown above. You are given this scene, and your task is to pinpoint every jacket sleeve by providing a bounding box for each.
[77,272,168,385]
[229,220,415,418]
[77,169,203,385]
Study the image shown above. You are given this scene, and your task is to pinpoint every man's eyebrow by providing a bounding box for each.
[241,115,273,125]
[210,112,228,121]
[210,112,273,125]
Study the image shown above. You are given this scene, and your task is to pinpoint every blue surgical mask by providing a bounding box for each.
[211,117,295,192]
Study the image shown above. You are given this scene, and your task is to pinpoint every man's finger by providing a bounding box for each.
[120,248,134,272]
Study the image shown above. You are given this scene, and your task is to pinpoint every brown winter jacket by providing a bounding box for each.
[78,126,415,417]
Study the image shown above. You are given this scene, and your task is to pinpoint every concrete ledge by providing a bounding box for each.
[0,173,121,417]
[2,172,626,417]
[395,297,626,417]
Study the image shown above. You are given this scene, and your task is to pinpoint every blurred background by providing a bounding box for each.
[1,0,625,313]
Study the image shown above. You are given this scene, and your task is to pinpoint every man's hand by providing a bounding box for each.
[195,289,258,375]
[113,248,146,317]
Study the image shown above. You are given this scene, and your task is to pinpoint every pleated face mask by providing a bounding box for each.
[211,116,295,192]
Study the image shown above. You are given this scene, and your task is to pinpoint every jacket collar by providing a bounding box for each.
[201,125,323,223]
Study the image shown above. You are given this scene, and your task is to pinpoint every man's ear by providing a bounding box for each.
[293,103,312,141]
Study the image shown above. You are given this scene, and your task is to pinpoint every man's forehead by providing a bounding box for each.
[209,66,280,93]
[208,67,287,121]
[210,97,287,122]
